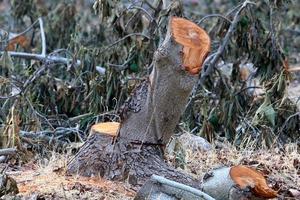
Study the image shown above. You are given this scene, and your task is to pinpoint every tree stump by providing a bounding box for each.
[66,17,211,187]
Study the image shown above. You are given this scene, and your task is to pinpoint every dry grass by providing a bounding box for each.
[5,153,135,200]
[180,141,299,197]
[1,140,298,199]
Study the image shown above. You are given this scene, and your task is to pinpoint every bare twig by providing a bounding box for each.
[199,1,256,86]
[128,5,154,22]
[102,33,150,52]
[8,19,40,42]
[0,148,17,156]
[198,14,232,25]
[38,18,46,56]
[278,112,300,135]
[0,94,19,100]
[25,97,55,130]
[107,54,135,71]
[284,28,300,36]
[287,66,300,72]
[143,0,157,11]
[185,1,255,111]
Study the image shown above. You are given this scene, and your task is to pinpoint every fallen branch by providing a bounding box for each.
[186,0,255,109]
[0,51,106,75]
[151,175,215,200]
[0,148,17,156]
[0,17,106,76]
[101,32,150,52]
[199,0,256,86]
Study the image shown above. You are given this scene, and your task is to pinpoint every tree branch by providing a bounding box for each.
[38,18,46,57]
[198,14,232,25]
[0,148,17,156]
[151,175,216,200]
[185,0,256,111]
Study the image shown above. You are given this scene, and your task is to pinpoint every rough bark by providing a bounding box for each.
[67,17,210,188]
[67,133,197,187]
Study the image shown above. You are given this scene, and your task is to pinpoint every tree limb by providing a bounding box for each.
[0,148,17,156]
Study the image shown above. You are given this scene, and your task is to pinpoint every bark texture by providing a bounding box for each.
[67,133,197,187]
[119,35,198,145]
[67,17,210,188]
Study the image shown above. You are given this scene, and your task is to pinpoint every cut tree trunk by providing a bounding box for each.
[67,17,211,187]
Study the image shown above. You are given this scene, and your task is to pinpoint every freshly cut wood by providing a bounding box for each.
[230,165,277,198]
[6,35,30,51]
[67,16,210,189]
[90,122,120,137]
[202,165,277,200]
[118,17,211,145]
[172,17,211,75]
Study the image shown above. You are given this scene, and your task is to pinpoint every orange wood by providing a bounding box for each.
[171,17,211,75]
[230,165,277,198]
[91,122,120,137]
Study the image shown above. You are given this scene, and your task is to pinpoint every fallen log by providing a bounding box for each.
[202,165,278,200]
[135,166,277,200]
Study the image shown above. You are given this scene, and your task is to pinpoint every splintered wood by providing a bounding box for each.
[171,17,211,75]
[90,122,120,137]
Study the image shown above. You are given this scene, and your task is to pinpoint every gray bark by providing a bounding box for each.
[67,133,197,187]
[119,24,198,145]
[67,17,201,188]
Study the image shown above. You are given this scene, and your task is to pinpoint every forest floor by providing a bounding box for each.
[0,1,299,199]
[2,72,300,199]
[1,141,299,200]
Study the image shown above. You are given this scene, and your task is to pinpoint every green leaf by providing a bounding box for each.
[264,104,276,126]
[208,109,218,128]
[0,51,13,70]
[129,62,138,72]
[252,94,276,126]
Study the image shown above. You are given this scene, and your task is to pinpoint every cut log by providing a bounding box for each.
[229,165,277,199]
[67,17,210,187]
[202,166,277,200]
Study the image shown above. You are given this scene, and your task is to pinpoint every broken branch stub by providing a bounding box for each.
[119,17,211,145]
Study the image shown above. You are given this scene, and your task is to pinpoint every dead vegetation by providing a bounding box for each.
[0,0,300,199]
[0,142,298,199]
